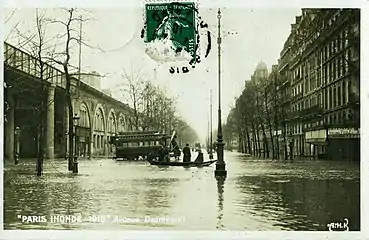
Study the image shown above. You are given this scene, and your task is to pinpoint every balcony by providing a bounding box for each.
[299,105,323,118]
[287,111,299,120]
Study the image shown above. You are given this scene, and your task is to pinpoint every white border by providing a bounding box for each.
[1,0,367,239]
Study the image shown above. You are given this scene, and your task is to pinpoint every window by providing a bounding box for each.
[317,70,321,87]
[345,50,349,71]
[325,88,328,109]
[342,81,346,104]
[330,62,334,82]
[329,88,333,109]
[338,85,341,106]
[333,87,337,108]
[327,44,330,59]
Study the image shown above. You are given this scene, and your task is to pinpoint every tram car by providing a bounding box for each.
[109,130,171,161]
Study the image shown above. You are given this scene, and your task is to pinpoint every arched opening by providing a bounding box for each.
[107,110,117,155]
[93,105,105,156]
[76,102,91,157]
[118,113,126,133]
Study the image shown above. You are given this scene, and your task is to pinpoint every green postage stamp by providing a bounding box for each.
[143,1,198,63]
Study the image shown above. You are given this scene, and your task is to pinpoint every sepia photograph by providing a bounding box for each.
[1,0,363,237]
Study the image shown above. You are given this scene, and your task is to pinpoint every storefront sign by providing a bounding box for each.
[328,128,360,137]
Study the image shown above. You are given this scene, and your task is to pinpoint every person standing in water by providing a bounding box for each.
[182,143,191,162]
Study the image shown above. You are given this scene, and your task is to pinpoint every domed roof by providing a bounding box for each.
[255,61,267,71]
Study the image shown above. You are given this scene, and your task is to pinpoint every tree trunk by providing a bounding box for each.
[282,117,288,161]
[268,124,275,159]
[251,121,257,156]
[246,128,251,154]
[256,124,261,157]
[264,90,274,159]
[36,87,46,176]
[67,93,74,171]
[261,122,268,158]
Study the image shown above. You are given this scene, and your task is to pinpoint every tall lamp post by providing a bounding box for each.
[214,8,227,177]
[14,126,20,165]
[73,114,80,173]
[209,89,214,159]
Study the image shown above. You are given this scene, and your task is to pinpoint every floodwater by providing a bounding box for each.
[3,151,360,231]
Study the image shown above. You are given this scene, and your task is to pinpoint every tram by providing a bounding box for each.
[109,130,172,161]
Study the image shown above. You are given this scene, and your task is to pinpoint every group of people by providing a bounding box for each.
[160,135,203,163]
[182,143,204,163]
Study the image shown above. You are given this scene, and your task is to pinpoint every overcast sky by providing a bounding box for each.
[3,6,303,142]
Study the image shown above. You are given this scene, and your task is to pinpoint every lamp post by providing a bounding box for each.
[214,8,227,177]
[73,114,80,173]
[209,89,214,159]
[14,126,20,165]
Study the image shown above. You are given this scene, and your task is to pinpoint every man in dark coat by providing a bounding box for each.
[182,143,191,162]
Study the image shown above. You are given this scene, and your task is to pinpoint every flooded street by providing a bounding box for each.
[3,151,360,231]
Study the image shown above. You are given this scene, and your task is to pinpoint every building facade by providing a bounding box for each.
[281,9,360,161]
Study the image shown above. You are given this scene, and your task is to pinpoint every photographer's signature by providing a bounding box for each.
[327,218,349,231]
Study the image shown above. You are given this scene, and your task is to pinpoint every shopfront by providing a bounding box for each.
[305,129,327,159]
[327,128,360,161]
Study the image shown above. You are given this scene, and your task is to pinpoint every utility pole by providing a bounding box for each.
[214,8,227,177]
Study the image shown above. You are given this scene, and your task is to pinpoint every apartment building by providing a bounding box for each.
[286,9,360,161]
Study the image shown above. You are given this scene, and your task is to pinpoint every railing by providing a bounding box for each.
[4,42,66,89]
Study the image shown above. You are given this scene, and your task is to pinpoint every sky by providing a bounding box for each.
[3,6,302,142]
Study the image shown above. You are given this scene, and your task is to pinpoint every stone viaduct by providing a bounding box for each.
[3,42,134,160]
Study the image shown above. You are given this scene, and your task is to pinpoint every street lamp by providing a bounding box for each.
[73,113,80,173]
[214,8,227,178]
[14,126,20,165]
[209,89,214,159]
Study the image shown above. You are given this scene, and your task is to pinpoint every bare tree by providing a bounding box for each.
[119,68,147,130]
[4,9,61,174]
[46,8,96,171]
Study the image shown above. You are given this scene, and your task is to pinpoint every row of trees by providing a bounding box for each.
[223,9,360,160]
[224,75,285,160]
[118,70,199,146]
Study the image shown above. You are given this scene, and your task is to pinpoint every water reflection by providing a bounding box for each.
[216,176,225,230]
[235,175,360,230]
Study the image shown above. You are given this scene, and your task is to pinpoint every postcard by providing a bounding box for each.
[1,0,365,239]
